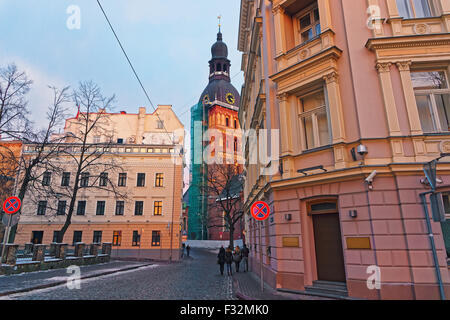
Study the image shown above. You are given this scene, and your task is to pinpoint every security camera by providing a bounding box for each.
[365,170,377,183]
[357,144,368,156]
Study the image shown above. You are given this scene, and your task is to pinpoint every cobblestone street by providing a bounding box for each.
[2,249,235,300]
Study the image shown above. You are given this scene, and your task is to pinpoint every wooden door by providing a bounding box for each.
[312,213,346,283]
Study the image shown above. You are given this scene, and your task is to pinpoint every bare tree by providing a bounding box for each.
[0,64,33,139]
[204,164,244,249]
[4,86,71,242]
[43,81,127,242]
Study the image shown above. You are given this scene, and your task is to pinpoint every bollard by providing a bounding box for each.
[32,245,46,262]
[74,243,85,258]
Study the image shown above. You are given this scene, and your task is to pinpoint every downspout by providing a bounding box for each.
[419,191,446,300]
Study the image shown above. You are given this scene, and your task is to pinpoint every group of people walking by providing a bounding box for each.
[217,244,250,276]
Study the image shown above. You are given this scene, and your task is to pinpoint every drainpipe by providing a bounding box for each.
[419,191,445,300]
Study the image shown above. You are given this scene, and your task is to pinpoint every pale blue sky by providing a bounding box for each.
[0,0,243,130]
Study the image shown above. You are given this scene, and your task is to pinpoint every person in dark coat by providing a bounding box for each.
[242,244,250,272]
[233,246,242,272]
[217,246,226,275]
[186,245,191,257]
[225,246,233,276]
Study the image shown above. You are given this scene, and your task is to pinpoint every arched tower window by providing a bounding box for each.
[217,63,222,72]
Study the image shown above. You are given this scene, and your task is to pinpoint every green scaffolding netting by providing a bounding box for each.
[188,102,208,240]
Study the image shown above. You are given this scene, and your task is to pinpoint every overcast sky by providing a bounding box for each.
[0,0,244,190]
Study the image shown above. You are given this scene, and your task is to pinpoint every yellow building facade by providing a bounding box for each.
[15,106,185,261]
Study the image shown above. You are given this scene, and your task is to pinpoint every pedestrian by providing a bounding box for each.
[242,244,250,272]
[233,246,242,273]
[225,246,233,276]
[217,246,226,276]
[186,245,191,257]
[181,243,185,258]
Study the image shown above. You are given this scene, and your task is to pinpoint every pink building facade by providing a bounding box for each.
[238,0,450,299]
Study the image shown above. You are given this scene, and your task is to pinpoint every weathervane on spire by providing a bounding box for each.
[218,15,222,33]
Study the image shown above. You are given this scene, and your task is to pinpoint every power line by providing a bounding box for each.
[96,0,175,145]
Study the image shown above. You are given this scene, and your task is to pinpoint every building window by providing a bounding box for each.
[80,172,90,187]
[96,201,106,216]
[57,201,66,216]
[154,201,163,216]
[137,173,146,187]
[118,173,127,187]
[93,136,101,144]
[112,231,122,246]
[226,117,229,127]
[396,0,441,18]
[157,120,164,129]
[135,201,144,216]
[99,172,108,187]
[115,201,125,216]
[93,231,102,243]
[155,173,164,187]
[297,3,321,44]
[61,172,70,186]
[234,137,238,152]
[152,231,161,246]
[53,231,61,243]
[77,201,86,216]
[73,231,82,245]
[31,231,44,244]
[132,230,141,247]
[42,172,51,186]
[37,201,47,216]
[298,89,331,150]
[117,138,124,144]
[412,70,450,133]
[234,119,237,129]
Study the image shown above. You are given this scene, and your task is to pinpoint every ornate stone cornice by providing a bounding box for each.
[366,34,450,51]
[376,62,392,73]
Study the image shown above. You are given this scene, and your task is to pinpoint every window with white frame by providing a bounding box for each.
[296,3,321,44]
[396,0,441,18]
[298,89,331,150]
[412,70,450,133]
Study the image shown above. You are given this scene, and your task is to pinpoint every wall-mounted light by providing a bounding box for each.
[349,210,358,218]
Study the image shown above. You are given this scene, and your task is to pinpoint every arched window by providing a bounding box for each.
[223,64,227,73]
[217,63,222,72]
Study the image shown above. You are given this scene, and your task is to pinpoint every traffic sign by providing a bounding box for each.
[251,201,270,221]
[1,212,20,227]
[2,197,21,215]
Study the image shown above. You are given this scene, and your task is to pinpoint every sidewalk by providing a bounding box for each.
[233,270,334,300]
[0,260,152,297]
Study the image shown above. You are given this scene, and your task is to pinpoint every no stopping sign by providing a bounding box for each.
[3,197,21,215]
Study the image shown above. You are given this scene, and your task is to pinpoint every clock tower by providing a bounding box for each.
[188,29,243,241]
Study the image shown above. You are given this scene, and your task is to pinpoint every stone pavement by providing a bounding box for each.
[0,260,151,297]
[232,269,334,300]
[1,248,234,300]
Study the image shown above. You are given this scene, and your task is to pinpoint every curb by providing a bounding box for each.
[233,278,257,300]
[0,263,153,297]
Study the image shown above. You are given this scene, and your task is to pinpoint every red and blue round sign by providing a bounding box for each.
[251,201,270,221]
[3,197,21,215]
